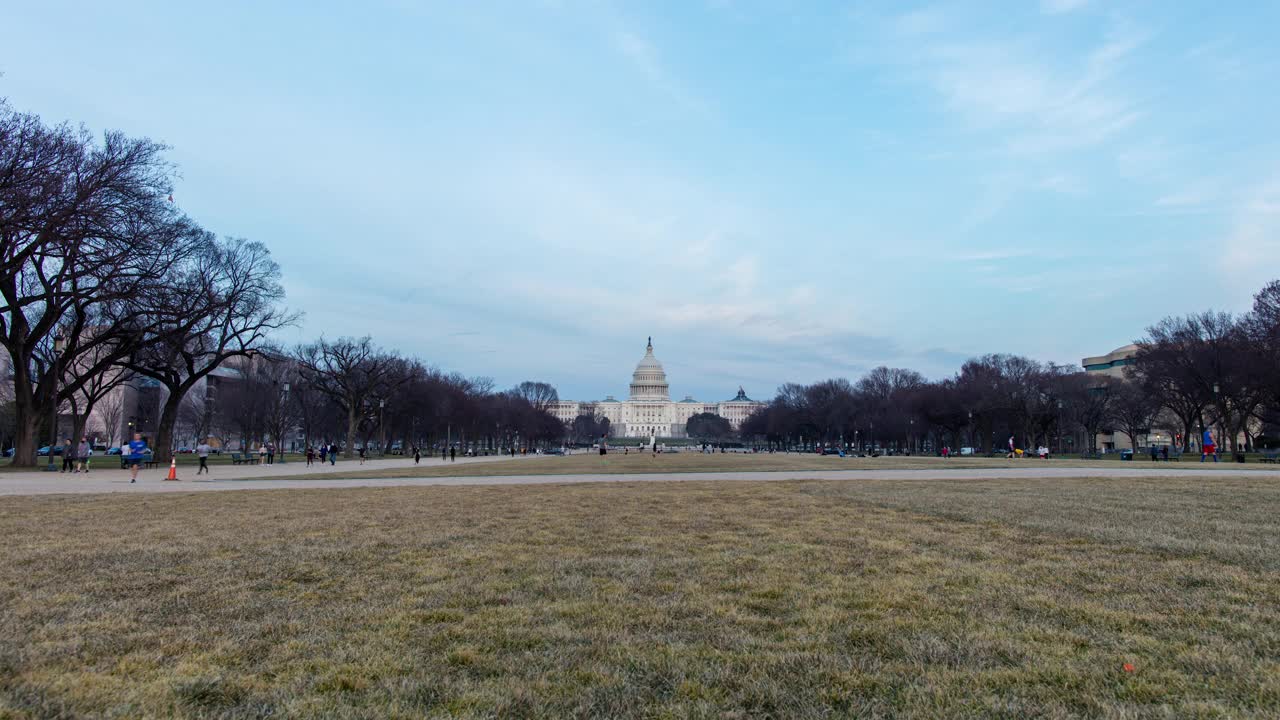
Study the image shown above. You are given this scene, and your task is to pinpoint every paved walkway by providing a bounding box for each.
[0,453,546,496]
[2,461,1276,496]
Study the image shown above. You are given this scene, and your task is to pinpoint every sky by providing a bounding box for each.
[5,1,1279,401]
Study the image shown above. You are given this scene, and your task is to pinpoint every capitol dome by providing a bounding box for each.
[629,337,671,401]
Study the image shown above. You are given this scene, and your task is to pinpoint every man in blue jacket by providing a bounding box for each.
[127,432,149,483]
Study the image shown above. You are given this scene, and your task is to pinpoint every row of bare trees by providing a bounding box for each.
[193,337,567,458]
[742,281,1280,454]
[740,359,1098,453]
[1,99,293,464]
[1131,280,1280,452]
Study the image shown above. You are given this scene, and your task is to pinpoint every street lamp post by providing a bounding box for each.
[1056,400,1063,456]
[1213,381,1223,453]
[379,398,386,457]
[44,333,66,472]
[278,382,290,463]
[908,419,914,455]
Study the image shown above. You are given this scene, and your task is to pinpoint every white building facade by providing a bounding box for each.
[549,339,766,438]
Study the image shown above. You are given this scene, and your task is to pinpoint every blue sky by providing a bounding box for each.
[5,1,1279,401]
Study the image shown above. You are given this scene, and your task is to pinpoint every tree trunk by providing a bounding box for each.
[71,412,87,450]
[9,366,47,467]
[345,404,357,458]
[153,392,185,465]
[14,413,41,467]
[1125,431,1141,450]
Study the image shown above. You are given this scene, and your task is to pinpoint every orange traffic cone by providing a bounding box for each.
[165,457,179,481]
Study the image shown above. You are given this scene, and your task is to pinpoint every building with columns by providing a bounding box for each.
[549,338,766,439]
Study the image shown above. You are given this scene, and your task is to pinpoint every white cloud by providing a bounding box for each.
[880,12,1147,157]
[1219,174,1280,292]
[1041,0,1089,14]
[1154,182,1219,208]
[611,29,710,115]
[954,249,1034,262]
[1040,173,1085,193]
[894,6,946,35]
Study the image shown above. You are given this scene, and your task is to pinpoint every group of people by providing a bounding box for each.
[408,446,455,463]
[254,443,279,465]
[57,437,95,473]
[305,444,340,466]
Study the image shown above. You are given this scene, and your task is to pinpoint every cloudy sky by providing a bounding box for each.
[5,1,1278,401]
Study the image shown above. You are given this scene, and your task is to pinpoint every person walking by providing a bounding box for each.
[1201,428,1218,462]
[358,446,367,465]
[329,444,337,465]
[126,432,148,483]
[75,437,92,473]
[306,446,315,466]
[413,446,421,465]
[267,443,275,465]
[450,446,456,462]
[1161,445,1169,461]
[61,439,75,473]
[196,441,212,475]
[1150,444,1159,462]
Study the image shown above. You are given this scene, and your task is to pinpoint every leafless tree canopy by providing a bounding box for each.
[1,99,292,464]
[512,381,559,410]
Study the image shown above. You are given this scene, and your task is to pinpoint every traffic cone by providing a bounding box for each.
[165,457,179,481]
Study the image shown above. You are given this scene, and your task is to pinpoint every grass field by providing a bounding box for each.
[255,450,1277,482]
[2,475,1277,717]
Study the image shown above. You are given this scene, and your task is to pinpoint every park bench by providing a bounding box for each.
[1260,450,1280,464]
[1081,451,1103,460]
[231,452,257,465]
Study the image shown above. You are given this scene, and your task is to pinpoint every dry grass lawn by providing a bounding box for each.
[254,450,1273,482]
[2,475,1278,718]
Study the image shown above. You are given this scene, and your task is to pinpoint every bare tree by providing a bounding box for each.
[94,387,126,447]
[294,337,399,458]
[0,100,203,464]
[512,381,559,410]
[1109,380,1159,450]
[175,391,208,448]
[65,352,133,447]
[126,237,297,462]
[685,412,733,442]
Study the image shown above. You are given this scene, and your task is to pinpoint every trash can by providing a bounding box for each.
[1235,452,1246,463]
[1120,449,1133,461]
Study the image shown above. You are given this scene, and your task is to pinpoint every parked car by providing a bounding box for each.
[959,447,976,456]
[544,448,566,455]
[106,447,122,455]
[177,447,192,454]
[36,446,65,456]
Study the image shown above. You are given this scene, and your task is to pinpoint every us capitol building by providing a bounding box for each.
[549,338,766,438]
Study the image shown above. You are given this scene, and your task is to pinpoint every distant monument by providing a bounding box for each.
[547,338,766,438]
